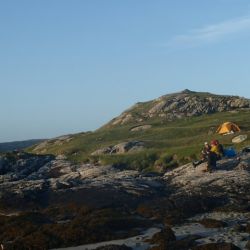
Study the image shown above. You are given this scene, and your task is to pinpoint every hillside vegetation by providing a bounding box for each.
[29,90,250,172]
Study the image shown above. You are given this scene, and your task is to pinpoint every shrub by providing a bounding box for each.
[154,153,178,171]
[100,151,159,171]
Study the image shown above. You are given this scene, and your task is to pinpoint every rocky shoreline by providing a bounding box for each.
[0,151,250,249]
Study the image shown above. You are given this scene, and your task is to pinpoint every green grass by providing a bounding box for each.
[99,150,159,171]
[28,110,250,171]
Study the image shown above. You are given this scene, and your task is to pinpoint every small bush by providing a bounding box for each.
[100,151,159,171]
[154,153,178,171]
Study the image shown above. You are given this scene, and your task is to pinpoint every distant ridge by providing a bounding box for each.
[0,139,45,152]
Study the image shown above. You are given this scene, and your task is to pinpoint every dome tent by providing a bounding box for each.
[216,122,240,135]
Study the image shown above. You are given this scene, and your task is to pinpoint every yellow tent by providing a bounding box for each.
[216,122,240,135]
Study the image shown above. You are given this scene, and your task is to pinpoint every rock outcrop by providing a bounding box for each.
[130,125,152,132]
[0,151,163,211]
[163,153,250,212]
[1,151,250,249]
[91,141,145,155]
[1,151,250,212]
[32,135,74,153]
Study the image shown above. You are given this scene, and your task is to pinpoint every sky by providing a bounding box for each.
[1,0,250,142]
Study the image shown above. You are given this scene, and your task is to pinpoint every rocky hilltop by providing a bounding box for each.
[106,90,250,127]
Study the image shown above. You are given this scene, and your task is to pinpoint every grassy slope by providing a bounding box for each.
[28,110,250,171]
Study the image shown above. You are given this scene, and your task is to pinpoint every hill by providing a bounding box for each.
[29,90,250,172]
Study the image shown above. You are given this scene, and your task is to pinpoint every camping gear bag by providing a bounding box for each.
[224,148,237,157]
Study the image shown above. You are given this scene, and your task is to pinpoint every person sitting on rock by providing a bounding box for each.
[206,149,217,172]
[202,142,218,172]
[192,142,211,167]
[193,141,217,172]
[204,140,225,172]
[201,142,211,161]
[210,140,224,160]
[193,140,224,172]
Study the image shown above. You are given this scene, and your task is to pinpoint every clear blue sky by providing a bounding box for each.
[1,0,250,142]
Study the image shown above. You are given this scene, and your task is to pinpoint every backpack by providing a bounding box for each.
[224,148,237,157]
